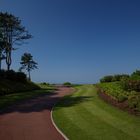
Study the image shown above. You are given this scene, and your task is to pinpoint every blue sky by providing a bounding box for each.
[0,0,140,83]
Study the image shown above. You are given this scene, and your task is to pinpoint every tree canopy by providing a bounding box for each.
[20,53,38,81]
[0,12,32,70]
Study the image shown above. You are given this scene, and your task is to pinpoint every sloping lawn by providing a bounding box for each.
[53,85,140,140]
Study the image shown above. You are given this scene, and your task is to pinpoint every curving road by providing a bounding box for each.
[0,86,72,140]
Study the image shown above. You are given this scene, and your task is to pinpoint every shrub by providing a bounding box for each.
[117,93,127,102]
[0,70,6,79]
[128,92,140,111]
[41,82,50,86]
[100,76,114,83]
[63,82,72,87]
[113,74,129,82]
[0,70,40,96]
[121,78,140,92]
[131,70,140,81]
[100,74,130,83]
[0,80,40,96]
[5,70,15,80]
[16,72,27,83]
[0,70,27,82]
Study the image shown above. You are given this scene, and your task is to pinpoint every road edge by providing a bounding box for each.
[51,106,69,140]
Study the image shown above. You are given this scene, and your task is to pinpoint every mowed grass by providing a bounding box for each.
[53,85,140,140]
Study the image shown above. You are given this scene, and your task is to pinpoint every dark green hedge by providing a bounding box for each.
[0,70,40,96]
[0,70,27,83]
[100,74,129,83]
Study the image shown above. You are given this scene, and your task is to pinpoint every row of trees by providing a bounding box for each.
[0,12,37,80]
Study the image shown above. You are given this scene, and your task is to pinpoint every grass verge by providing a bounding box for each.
[53,85,140,140]
[0,85,55,110]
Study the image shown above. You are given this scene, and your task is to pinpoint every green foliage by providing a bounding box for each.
[98,81,140,111]
[0,12,32,70]
[100,74,129,83]
[63,82,72,87]
[16,72,27,82]
[131,70,140,81]
[53,85,140,140]
[100,75,114,83]
[98,69,140,112]
[20,53,38,81]
[98,82,128,102]
[0,70,40,96]
[0,86,52,110]
[113,74,130,82]
[0,70,27,82]
[41,82,50,86]
[128,92,140,111]
[0,79,40,96]
[121,78,140,92]
[117,93,128,102]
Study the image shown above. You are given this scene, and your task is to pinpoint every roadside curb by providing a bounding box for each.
[51,106,69,140]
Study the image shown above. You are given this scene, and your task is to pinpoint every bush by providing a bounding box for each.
[0,70,27,82]
[117,93,127,102]
[0,80,40,96]
[100,74,130,83]
[41,82,50,86]
[0,70,39,96]
[121,78,140,92]
[0,70,6,79]
[5,70,16,80]
[100,76,114,83]
[63,82,72,87]
[113,74,129,82]
[131,70,140,81]
[128,92,140,111]
[16,72,27,83]
[98,82,126,100]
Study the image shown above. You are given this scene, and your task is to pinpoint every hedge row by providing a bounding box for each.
[0,70,27,83]
[98,82,140,112]
[100,74,129,83]
[0,70,40,95]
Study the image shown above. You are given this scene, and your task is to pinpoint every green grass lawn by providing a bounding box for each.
[0,85,55,110]
[53,85,140,140]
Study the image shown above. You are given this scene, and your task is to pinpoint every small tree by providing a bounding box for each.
[20,53,38,81]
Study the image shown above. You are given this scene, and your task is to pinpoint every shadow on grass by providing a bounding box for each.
[0,89,57,114]
[54,95,93,110]
[0,87,92,115]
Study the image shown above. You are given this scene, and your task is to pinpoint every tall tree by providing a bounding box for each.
[0,12,32,70]
[0,31,6,70]
[20,53,38,81]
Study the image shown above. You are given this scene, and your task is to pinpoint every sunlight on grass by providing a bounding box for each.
[53,85,140,140]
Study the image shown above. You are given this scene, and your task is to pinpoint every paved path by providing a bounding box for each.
[0,87,73,140]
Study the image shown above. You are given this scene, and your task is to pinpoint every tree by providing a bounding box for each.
[0,12,32,70]
[20,53,38,81]
[0,31,6,70]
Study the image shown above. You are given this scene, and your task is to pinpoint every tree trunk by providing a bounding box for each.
[28,70,31,81]
[0,60,1,70]
[6,51,12,71]
[0,51,2,70]
[7,64,10,71]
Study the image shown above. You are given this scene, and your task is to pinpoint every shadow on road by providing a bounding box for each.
[0,87,92,115]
